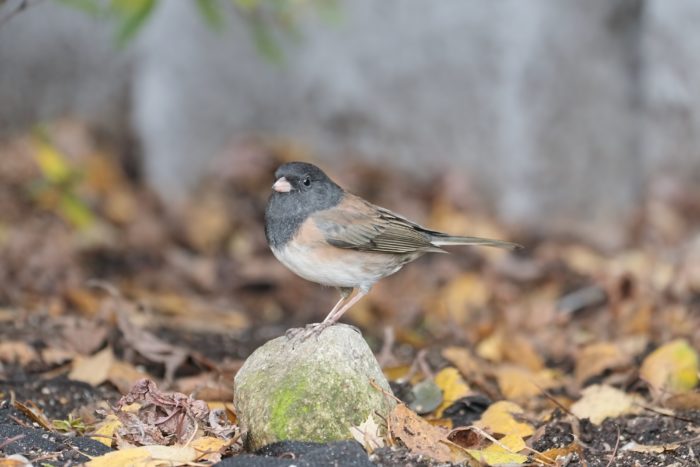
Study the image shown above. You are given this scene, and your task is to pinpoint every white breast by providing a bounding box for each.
[271,243,408,290]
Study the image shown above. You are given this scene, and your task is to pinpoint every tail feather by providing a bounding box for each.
[429,233,522,250]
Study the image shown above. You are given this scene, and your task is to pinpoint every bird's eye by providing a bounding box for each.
[303,177,311,186]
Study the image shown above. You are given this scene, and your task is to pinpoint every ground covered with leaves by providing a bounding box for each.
[1,121,699,466]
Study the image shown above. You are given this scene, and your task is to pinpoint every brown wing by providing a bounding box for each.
[312,194,441,254]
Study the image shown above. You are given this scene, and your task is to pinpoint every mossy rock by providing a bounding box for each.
[234,324,395,450]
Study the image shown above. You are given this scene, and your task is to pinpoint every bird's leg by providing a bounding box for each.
[286,288,354,340]
[321,287,353,323]
[322,288,368,325]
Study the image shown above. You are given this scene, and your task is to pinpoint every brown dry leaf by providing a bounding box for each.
[389,404,468,463]
[575,342,630,385]
[496,366,558,402]
[475,401,534,438]
[40,347,76,365]
[350,414,385,453]
[434,367,471,417]
[65,287,101,315]
[69,346,114,386]
[640,339,699,397]
[502,335,544,372]
[0,455,33,467]
[0,341,38,366]
[466,434,528,466]
[570,384,642,425]
[117,310,188,383]
[85,445,197,467]
[535,443,582,464]
[665,392,700,410]
[107,360,151,395]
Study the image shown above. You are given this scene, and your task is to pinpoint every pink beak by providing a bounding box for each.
[272,176,292,193]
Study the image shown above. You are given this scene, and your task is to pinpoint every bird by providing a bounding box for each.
[264,161,520,335]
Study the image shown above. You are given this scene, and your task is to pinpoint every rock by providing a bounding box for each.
[234,324,395,451]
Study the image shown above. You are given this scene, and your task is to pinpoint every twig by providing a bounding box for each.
[605,425,620,467]
[0,434,25,449]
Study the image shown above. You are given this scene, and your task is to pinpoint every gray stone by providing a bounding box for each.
[233,324,395,451]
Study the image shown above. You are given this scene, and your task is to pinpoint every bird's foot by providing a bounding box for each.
[285,322,329,341]
[284,322,361,341]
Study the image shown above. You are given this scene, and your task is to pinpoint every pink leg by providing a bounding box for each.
[322,289,368,324]
[322,293,351,323]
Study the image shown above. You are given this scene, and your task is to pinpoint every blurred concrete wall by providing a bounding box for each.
[1,0,699,245]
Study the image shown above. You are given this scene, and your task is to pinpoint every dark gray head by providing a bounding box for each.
[264,162,344,248]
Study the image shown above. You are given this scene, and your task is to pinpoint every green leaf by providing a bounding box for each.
[55,0,103,15]
[196,0,225,30]
[111,0,158,46]
[250,15,284,63]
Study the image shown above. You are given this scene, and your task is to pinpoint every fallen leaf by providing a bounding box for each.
[91,414,121,447]
[575,342,629,385]
[496,366,558,402]
[476,332,504,363]
[0,341,38,366]
[190,436,229,462]
[442,347,480,377]
[570,384,641,425]
[85,445,197,467]
[107,359,150,395]
[502,335,544,372]
[665,392,700,410]
[40,347,76,365]
[408,379,443,415]
[350,414,385,453]
[474,401,534,438]
[389,404,468,463]
[640,339,699,397]
[434,367,471,417]
[535,443,582,464]
[466,434,528,466]
[620,441,680,453]
[69,347,114,386]
[0,454,33,467]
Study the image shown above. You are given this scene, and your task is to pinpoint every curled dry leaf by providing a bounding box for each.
[350,413,385,453]
[388,403,469,464]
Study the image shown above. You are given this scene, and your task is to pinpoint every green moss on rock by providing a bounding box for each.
[234,325,395,450]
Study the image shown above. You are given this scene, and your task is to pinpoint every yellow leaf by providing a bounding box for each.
[640,339,699,396]
[476,332,504,363]
[475,401,534,438]
[86,445,197,467]
[467,434,528,466]
[503,335,544,372]
[69,347,114,386]
[440,273,489,324]
[434,367,471,417]
[191,436,229,462]
[90,414,121,447]
[570,384,641,425]
[496,366,558,402]
[34,138,72,184]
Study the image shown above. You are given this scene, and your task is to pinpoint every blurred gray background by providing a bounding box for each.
[1,0,699,246]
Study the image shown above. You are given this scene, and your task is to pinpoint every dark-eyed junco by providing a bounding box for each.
[265,162,519,334]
